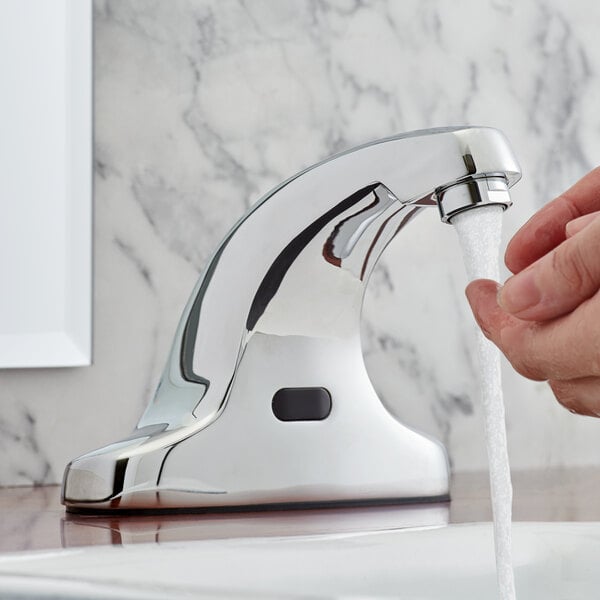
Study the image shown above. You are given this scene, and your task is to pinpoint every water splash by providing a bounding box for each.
[453,205,516,600]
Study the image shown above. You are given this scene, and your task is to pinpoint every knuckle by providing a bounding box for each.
[549,380,591,416]
[556,193,582,220]
[501,326,547,381]
[504,347,546,381]
[572,307,600,376]
[552,243,595,291]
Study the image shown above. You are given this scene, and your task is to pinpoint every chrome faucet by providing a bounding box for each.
[63,126,520,512]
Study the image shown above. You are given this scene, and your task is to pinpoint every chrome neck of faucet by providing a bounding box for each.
[140,126,520,432]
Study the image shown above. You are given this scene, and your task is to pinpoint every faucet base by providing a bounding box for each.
[63,334,450,513]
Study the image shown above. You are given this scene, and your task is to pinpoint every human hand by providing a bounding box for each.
[465,167,600,416]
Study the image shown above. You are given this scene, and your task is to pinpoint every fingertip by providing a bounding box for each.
[496,268,542,319]
[465,278,501,301]
[464,279,503,338]
[504,236,525,274]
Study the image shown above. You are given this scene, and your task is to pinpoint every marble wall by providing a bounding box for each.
[2,0,600,486]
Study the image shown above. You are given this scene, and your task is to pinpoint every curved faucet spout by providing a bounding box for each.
[62,126,521,512]
[159,126,520,425]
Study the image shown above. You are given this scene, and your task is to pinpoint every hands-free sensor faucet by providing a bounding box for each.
[63,126,520,512]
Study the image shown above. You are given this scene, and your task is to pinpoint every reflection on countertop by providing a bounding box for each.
[2,468,599,553]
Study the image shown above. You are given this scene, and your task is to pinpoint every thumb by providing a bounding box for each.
[498,216,600,321]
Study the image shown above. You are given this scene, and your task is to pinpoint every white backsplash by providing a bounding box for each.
[1,0,600,485]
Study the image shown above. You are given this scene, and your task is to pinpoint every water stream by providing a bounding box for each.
[453,205,516,600]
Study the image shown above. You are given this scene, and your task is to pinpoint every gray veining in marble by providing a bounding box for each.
[1,0,600,485]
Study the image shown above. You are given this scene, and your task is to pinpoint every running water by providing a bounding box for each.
[452,205,516,600]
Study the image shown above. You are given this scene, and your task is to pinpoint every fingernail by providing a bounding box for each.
[497,269,541,315]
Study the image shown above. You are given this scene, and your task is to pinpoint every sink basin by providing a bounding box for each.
[0,522,597,599]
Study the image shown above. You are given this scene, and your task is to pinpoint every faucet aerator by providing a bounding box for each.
[438,177,512,224]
